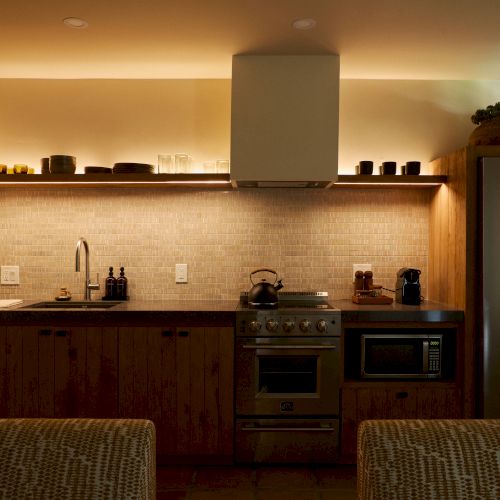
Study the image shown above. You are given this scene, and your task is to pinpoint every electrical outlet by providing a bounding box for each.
[1,265,20,285]
[175,264,188,283]
[352,263,372,281]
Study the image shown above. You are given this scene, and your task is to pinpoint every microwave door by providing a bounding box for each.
[361,334,441,379]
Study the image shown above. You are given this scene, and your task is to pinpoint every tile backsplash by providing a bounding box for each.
[0,188,430,302]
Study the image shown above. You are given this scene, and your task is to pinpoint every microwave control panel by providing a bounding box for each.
[428,338,441,373]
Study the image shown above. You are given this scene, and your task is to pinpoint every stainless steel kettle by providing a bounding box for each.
[248,268,284,305]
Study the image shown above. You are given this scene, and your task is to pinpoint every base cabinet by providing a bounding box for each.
[1,324,234,463]
[0,325,118,418]
[341,385,462,459]
[118,326,234,463]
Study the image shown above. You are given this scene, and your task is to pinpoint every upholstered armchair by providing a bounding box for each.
[357,419,500,500]
[0,418,156,499]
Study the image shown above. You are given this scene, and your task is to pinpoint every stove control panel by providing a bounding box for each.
[237,311,341,337]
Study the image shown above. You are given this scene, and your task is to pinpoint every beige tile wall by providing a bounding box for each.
[0,188,430,302]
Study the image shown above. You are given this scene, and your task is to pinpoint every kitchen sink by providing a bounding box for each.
[23,301,122,309]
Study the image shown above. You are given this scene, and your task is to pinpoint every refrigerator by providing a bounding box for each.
[481,156,500,418]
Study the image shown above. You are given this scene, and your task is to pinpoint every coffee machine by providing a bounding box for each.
[395,268,422,305]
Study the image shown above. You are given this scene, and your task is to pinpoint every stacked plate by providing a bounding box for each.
[85,166,112,174]
[113,163,155,174]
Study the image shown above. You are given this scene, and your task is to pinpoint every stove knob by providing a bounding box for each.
[282,320,295,333]
[299,320,311,333]
[266,319,279,332]
[316,319,328,333]
[249,320,262,333]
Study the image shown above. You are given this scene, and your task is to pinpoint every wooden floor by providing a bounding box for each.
[157,464,357,499]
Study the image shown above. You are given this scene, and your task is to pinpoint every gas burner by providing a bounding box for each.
[239,291,335,308]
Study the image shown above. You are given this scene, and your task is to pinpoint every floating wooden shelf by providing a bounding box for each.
[0,173,447,189]
[334,175,447,188]
[0,173,232,189]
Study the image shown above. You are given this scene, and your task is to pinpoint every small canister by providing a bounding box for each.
[354,270,364,293]
[363,271,373,290]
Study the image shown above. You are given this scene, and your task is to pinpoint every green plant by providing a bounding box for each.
[471,102,500,125]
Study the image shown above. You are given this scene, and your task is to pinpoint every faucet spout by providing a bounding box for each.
[75,237,100,301]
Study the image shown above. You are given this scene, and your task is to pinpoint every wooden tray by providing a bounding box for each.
[352,295,393,305]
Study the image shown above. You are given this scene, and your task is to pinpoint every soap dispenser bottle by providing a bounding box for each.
[105,266,117,300]
[116,266,128,300]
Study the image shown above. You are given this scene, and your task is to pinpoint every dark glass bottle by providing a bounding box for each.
[116,266,128,300]
[105,266,117,299]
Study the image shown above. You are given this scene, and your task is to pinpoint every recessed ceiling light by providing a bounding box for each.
[292,18,317,30]
[63,17,89,29]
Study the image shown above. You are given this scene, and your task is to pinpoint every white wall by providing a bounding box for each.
[0,78,499,173]
[339,79,500,172]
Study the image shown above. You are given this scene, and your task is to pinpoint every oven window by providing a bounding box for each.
[258,356,317,393]
[365,340,421,374]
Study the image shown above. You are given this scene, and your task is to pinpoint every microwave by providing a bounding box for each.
[361,333,445,379]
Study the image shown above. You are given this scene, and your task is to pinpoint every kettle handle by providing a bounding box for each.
[250,268,278,286]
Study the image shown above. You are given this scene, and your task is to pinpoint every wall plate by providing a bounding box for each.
[352,263,372,281]
[1,265,20,285]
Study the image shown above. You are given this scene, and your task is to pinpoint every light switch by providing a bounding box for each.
[175,264,188,283]
[1,265,20,285]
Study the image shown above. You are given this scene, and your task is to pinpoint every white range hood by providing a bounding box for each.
[230,54,339,188]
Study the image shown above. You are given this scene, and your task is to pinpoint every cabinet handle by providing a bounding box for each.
[39,329,52,336]
[55,330,68,337]
[395,391,409,399]
[162,330,173,337]
[178,331,189,337]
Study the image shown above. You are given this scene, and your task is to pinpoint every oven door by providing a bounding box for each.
[235,336,340,416]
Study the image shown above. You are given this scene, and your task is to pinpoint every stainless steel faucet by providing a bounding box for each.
[75,237,100,301]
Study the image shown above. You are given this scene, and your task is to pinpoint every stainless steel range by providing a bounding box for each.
[235,291,341,464]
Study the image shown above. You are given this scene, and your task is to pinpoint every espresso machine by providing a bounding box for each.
[395,268,422,305]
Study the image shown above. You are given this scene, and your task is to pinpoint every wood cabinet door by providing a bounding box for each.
[341,386,418,458]
[0,326,37,417]
[175,327,234,458]
[416,387,462,419]
[341,385,462,460]
[118,326,177,453]
[118,326,234,461]
[53,326,118,418]
[0,326,118,418]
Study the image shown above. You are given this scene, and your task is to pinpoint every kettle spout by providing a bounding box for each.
[274,279,284,291]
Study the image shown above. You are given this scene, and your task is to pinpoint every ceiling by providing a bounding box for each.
[2,0,500,80]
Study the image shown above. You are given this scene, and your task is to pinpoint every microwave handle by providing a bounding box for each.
[423,340,429,373]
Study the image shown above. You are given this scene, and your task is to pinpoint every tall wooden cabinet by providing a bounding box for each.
[428,145,500,417]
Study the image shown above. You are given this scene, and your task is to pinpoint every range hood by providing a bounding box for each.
[230,54,339,188]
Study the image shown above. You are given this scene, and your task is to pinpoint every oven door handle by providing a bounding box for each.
[241,426,336,432]
[242,344,336,350]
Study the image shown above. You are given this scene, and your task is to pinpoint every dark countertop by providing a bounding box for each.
[333,299,464,323]
[0,299,239,327]
[0,298,464,327]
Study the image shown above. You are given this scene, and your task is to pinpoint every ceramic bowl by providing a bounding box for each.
[49,155,76,174]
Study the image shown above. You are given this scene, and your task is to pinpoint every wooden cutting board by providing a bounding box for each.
[0,299,23,308]
[352,295,393,305]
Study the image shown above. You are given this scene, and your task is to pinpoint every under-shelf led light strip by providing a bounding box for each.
[334,181,444,186]
[0,180,231,185]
